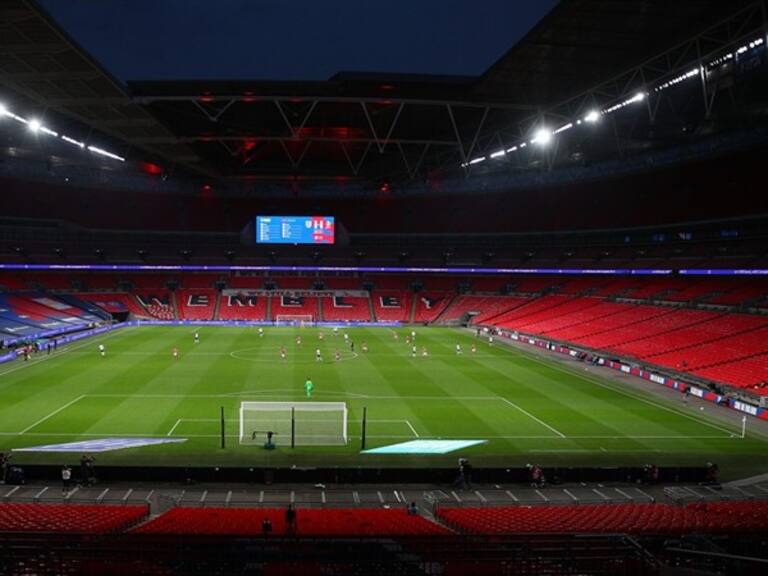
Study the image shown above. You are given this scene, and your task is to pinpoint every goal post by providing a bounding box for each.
[274,314,314,327]
[239,401,348,446]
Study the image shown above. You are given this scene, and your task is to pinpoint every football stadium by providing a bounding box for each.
[2,0,768,573]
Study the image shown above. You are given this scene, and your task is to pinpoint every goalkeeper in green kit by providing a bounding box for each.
[304,377,314,399]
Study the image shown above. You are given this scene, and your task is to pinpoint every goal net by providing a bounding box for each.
[239,401,348,446]
[275,314,313,327]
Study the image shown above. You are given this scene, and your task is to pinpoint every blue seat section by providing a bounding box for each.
[55,293,112,321]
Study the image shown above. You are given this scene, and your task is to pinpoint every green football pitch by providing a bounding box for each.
[1,325,767,477]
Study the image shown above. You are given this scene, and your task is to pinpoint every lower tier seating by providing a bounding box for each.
[0,503,148,533]
[437,501,768,535]
[132,507,451,537]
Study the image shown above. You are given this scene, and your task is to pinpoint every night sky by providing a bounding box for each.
[38,0,557,82]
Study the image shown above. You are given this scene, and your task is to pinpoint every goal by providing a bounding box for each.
[275,314,314,327]
[239,401,348,446]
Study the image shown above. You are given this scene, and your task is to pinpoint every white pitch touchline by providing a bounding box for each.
[515,346,740,437]
[405,420,419,437]
[166,419,182,437]
[84,392,510,401]
[498,397,566,438]
[18,395,86,434]
[0,329,127,380]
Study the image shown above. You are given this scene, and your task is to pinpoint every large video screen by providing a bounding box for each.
[256,216,335,245]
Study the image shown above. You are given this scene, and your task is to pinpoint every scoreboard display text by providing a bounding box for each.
[256,216,335,245]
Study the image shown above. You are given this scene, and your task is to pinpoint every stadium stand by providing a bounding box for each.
[372,291,412,322]
[217,292,268,321]
[271,294,319,322]
[132,507,451,537]
[693,354,768,390]
[437,501,768,535]
[136,293,176,320]
[413,292,453,323]
[176,289,217,320]
[0,503,148,533]
[73,292,148,317]
[321,295,372,322]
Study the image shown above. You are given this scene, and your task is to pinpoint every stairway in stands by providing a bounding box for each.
[212,291,222,320]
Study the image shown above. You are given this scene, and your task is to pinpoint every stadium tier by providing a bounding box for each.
[132,507,451,537]
[436,501,768,535]
[176,289,217,320]
[321,295,372,322]
[217,292,269,321]
[1,501,767,537]
[0,503,148,533]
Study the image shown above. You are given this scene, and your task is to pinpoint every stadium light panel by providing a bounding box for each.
[61,135,86,149]
[28,118,41,132]
[87,145,125,162]
[584,110,600,123]
[489,150,506,159]
[40,126,58,137]
[532,128,553,146]
[468,156,485,165]
[0,103,7,117]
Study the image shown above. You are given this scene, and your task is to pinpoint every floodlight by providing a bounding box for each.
[533,128,552,146]
[0,103,8,117]
[28,118,41,132]
[584,110,601,123]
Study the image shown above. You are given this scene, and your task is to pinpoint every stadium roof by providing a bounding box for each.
[0,0,763,186]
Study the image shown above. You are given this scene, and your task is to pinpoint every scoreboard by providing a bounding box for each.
[256,216,335,245]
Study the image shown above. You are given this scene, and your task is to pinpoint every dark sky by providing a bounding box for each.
[38,0,557,82]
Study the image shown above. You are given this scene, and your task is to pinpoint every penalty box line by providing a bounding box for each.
[18,395,86,435]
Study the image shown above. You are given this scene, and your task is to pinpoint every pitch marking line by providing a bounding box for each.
[0,329,127,380]
[508,342,741,437]
[405,420,420,438]
[166,419,183,437]
[498,397,566,438]
[18,395,86,435]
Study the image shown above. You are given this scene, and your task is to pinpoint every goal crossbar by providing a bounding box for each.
[239,401,347,446]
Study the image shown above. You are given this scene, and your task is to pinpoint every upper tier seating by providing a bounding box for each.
[0,503,148,533]
[132,507,451,537]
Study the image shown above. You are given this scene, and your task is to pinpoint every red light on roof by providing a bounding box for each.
[242,91,257,102]
[199,94,214,103]
[379,182,390,193]
[141,162,162,176]
[380,84,395,91]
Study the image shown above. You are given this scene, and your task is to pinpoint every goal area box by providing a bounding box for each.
[239,401,348,446]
